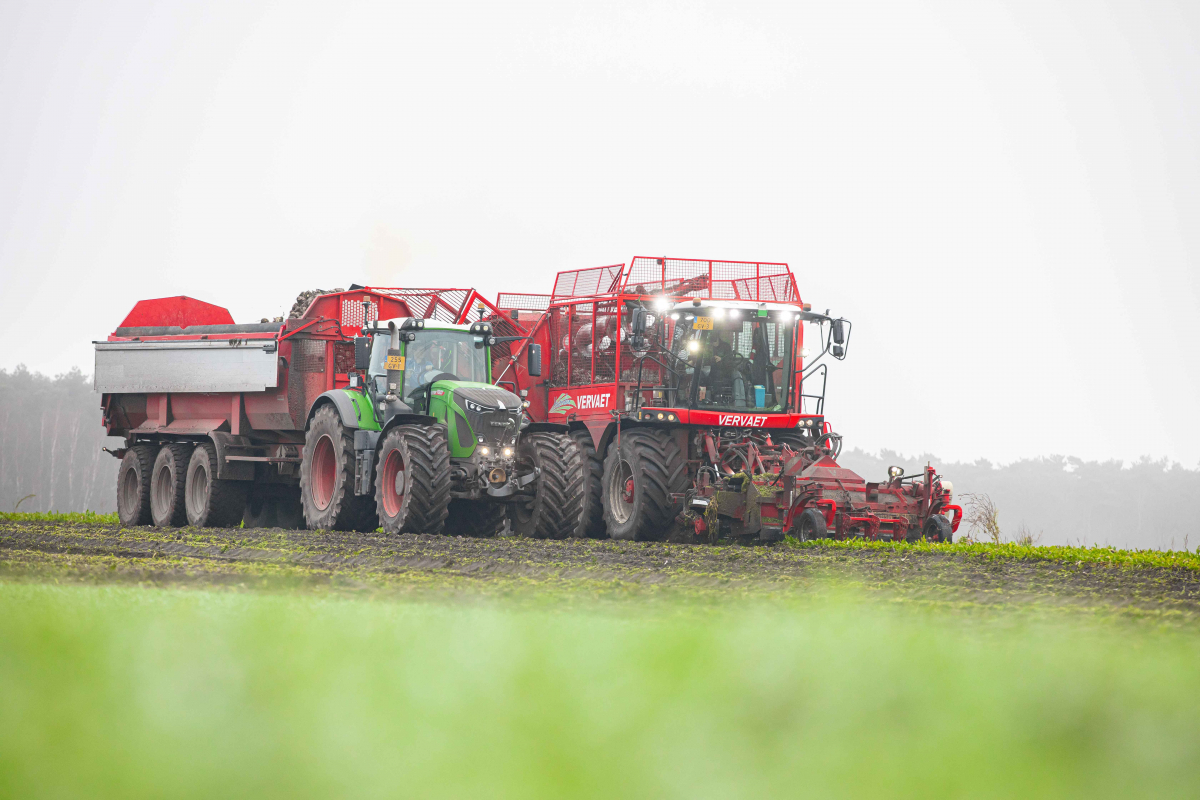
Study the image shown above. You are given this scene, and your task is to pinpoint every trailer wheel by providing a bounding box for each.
[116,444,157,527]
[508,432,585,539]
[185,442,248,528]
[301,404,379,532]
[375,424,451,535]
[919,514,953,543]
[445,499,506,537]
[150,443,192,527]
[602,429,687,541]
[569,429,606,538]
[794,507,829,541]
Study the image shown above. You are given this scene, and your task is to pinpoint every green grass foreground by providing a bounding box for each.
[787,535,1200,572]
[0,510,119,524]
[2,583,1199,798]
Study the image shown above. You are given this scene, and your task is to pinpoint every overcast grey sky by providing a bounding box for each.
[2,0,1198,466]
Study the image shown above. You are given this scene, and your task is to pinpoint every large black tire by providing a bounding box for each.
[569,429,605,538]
[919,514,953,543]
[601,429,688,541]
[445,499,506,537]
[116,444,156,527]
[507,432,585,539]
[185,442,248,528]
[150,443,192,527]
[301,404,379,532]
[375,425,452,535]
[794,507,828,541]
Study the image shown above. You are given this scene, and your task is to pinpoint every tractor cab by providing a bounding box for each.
[363,318,523,463]
[664,300,800,413]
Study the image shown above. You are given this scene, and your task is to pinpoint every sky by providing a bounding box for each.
[1,0,1198,466]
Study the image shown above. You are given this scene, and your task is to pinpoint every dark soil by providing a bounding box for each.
[2,520,1199,621]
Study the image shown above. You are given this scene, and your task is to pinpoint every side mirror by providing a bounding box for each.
[354,337,371,370]
[631,307,648,334]
[832,319,846,345]
[832,345,845,359]
[527,344,542,377]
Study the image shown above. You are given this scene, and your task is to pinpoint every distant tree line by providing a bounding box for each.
[3,366,1198,550]
[0,366,123,514]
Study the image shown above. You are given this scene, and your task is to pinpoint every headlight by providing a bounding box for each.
[502,447,514,458]
[479,446,490,457]
[656,412,664,420]
[670,313,679,321]
[687,340,700,353]
[667,414,675,421]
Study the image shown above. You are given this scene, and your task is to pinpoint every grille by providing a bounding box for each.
[292,339,327,373]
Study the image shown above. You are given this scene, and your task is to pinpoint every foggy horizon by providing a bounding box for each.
[3,0,1199,468]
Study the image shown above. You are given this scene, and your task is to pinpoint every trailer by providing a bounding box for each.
[97,288,582,537]
[480,257,962,543]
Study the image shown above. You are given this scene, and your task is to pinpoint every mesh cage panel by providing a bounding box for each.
[340,299,379,328]
[593,300,619,384]
[551,265,624,300]
[293,339,327,373]
[568,303,594,386]
[371,289,472,323]
[548,307,569,386]
[623,257,798,302]
[497,293,551,311]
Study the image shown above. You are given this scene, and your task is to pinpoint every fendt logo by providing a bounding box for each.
[549,392,612,415]
[718,414,768,427]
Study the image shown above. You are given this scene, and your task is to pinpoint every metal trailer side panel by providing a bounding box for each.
[94,340,280,394]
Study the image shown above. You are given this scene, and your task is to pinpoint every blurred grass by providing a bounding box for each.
[787,534,1200,572]
[2,583,1199,798]
[0,510,118,524]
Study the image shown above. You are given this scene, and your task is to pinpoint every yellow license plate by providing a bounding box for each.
[692,316,713,330]
[384,355,405,371]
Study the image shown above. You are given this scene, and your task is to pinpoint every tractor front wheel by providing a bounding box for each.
[375,424,451,535]
[601,429,687,541]
[508,432,585,539]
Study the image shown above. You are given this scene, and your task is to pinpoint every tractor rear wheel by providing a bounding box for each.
[601,429,687,541]
[150,443,192,527]
[508,432,584,539]
[185,442,248,528]
[795,507,828,541]
[569,429,605,538]
[375,424,451,535]
[301,404,379,532]
[920,514,953,543]
[116,444,157,527]
[445,499,506,537]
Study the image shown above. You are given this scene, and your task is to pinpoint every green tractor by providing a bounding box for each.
[300,316,583,537]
